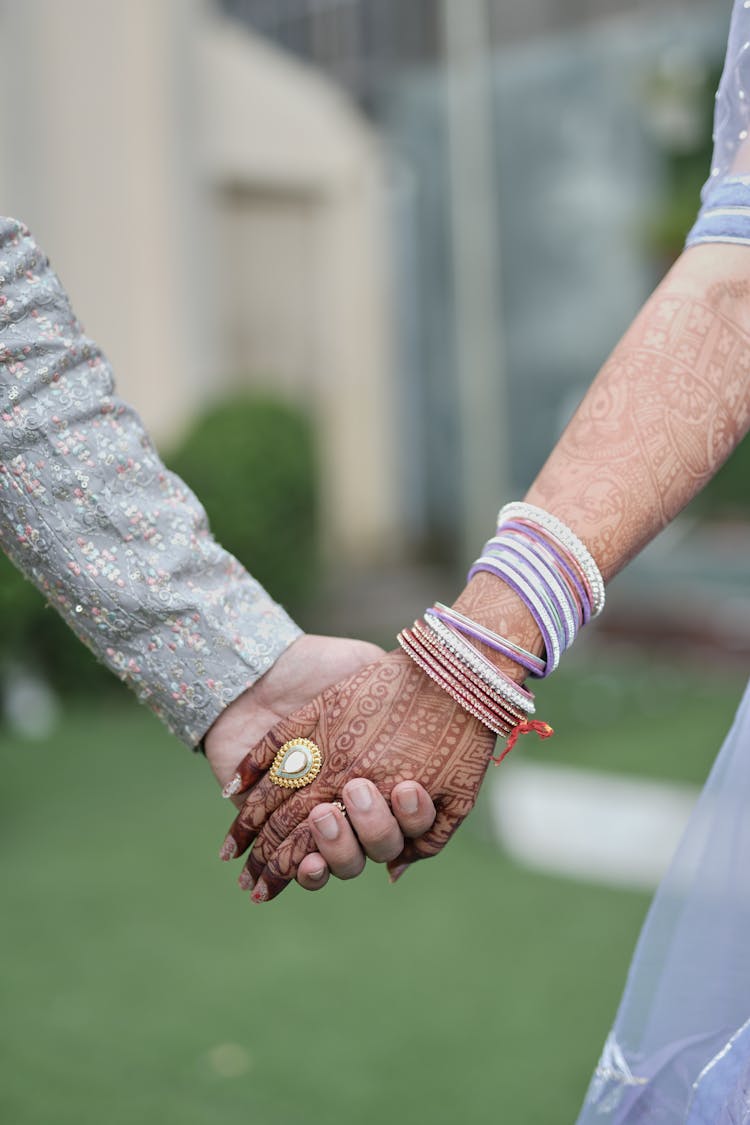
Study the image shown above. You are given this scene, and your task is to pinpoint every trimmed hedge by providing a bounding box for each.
[0,551,112,692]
[697,437,750,516]
[166,393,319,613]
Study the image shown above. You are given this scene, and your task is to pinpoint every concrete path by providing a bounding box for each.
[489,761,699,890]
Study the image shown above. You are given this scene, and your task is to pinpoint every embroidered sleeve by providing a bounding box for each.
[0,217,302,747]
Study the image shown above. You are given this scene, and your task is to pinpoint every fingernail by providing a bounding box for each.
[311,810,339,841]
[346,780,373,813]
[222,774,242,799]
[389,863,411,884]
[238,868,255,892]
[308,865,326,882]
[251,880,268,903]
[219,834,237,862]
[397,784,419,815]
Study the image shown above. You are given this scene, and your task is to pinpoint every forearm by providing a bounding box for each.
[0,217,301,746]
[455,244,750,667]
[526,244,750,579]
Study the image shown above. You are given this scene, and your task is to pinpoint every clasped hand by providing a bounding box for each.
[205,635,497,903]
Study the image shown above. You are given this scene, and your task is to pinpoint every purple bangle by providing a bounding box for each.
[477,546,570,664]
[431,602,546,674]
[515,533,583,633]
[501,520,592,624]
[467,558,558,677]
[484,535,578,650]
[425,606,544,676]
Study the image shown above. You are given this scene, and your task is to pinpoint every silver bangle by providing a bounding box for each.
[422,614,535,714]
[498,501,606,617]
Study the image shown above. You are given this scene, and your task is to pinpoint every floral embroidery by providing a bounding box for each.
[0,217,301,746]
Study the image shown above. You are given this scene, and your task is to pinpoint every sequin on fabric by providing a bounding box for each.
[0,217,301,746]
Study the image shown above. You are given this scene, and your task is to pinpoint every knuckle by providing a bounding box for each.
[256,825,282,855]
[368,838,403,864]
[299,872,327,891]
[288,834,313,868]
[238,799,266,832]
[335,855,366,881]
[297,854,329,889]
[403,836,440,863]
[264,819,289,850]
[361,820,399,849]
[267,855,293,882]
[236,803,254,830]
[403,813,435,838]
[250,832,271,860]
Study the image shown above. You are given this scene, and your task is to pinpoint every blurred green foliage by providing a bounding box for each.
[695,440,750,517]
[642,60,720,263]
[0,551,49,655]
[166,393,319,613]
[0,393,318,695]
[0,550,113,692]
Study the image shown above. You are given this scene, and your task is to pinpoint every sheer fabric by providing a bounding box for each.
[580,2,750,1117]
[578,683,750,1121]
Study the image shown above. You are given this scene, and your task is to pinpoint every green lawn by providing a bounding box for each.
[0,658,745,1125]
[519,644,745,785]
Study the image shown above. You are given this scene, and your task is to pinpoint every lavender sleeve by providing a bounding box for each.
[686,0,750,247]
[0,217,302,747]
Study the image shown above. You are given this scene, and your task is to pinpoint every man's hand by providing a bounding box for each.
[204,634,436,891]
[222,649,498,901]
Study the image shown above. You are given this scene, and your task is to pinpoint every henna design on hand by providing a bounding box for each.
[220,253,750,904]
[221,650,497,901]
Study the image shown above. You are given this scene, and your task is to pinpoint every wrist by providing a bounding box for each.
[203,637,309,778]
[203,633,385,786]
[451,573,544,685]
[203,682,278,781]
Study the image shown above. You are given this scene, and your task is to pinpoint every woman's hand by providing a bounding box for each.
[221,649,498,902]
[204,634,436,890]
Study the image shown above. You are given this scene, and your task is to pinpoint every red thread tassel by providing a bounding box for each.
[493,719,554,765]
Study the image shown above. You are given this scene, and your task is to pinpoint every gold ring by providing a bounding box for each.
[332,800,347,818]
[269,738,323,790]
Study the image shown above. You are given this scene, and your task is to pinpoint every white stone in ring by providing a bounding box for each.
[269,738,323,790]
[283,748,308,776]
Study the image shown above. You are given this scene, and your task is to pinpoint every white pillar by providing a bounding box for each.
[441,0,510,560]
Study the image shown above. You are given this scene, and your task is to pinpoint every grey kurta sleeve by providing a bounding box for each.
[0,217,302,746]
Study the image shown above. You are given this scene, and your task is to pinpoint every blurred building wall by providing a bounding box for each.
[0,0,401,564]
[0,0,728,573]
[0,0,201,436]
[224,0,723,569]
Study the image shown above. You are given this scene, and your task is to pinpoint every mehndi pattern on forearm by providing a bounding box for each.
[529,289,750,580]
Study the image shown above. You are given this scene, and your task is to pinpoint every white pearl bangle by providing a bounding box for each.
[498,502,606,617]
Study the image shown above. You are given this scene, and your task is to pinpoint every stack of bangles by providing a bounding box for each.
[397,502,605,760]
